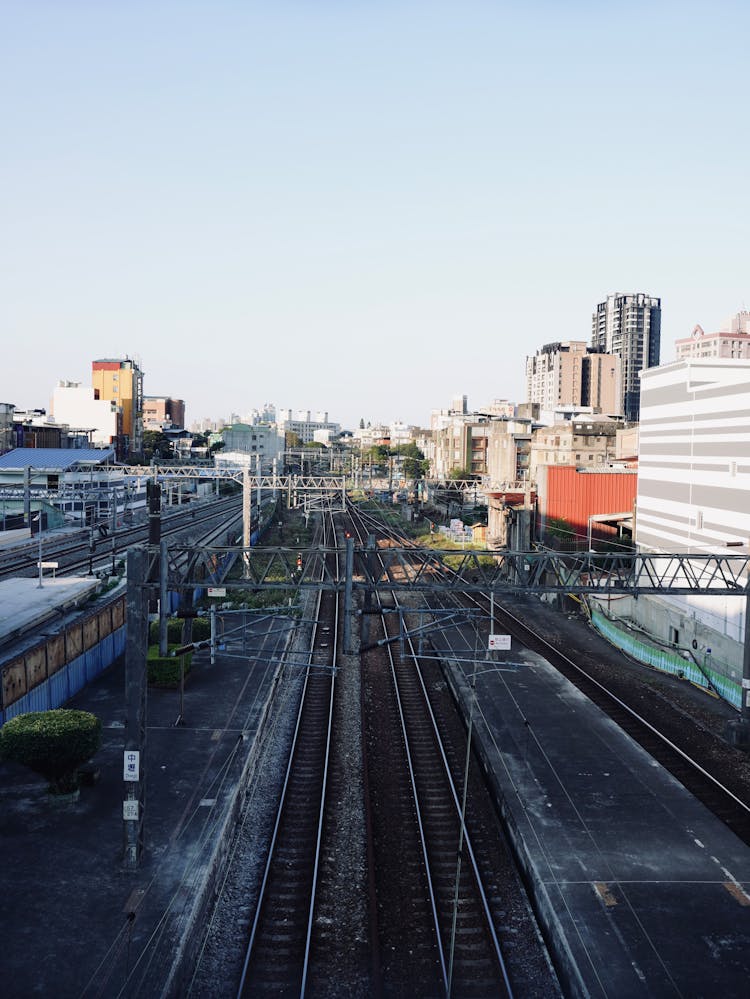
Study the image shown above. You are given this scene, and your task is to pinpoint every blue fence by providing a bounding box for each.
[1,625,126,725]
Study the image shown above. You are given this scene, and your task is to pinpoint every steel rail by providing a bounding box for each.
[236,509,339,997]
[353,504,750,833]
[350,505,512,997]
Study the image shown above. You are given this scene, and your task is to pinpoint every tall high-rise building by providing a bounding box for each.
[92,357,144,457]
[591,293,661,421]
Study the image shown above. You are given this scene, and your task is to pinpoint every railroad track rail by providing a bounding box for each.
[236,509,341,997]
[350,505,514,998]
[351,502,750,848]
[0,494,244,579]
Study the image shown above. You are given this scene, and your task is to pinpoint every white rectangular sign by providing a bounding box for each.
[123,750,140,782]
[207,587,226,597]
[488,634,511,651]
[123,800,139,821]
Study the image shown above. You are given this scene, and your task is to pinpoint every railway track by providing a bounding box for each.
[236,508,341,996]
[350,505,517,998]
[352,502,750,848]
[0,494,244,579]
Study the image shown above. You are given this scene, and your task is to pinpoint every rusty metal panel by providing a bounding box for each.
[66,623,83,659]
[46,634,66,674]
[112,596,125,630]
[97,606,112,640]
[25,646,48,689]
[82,615,99,651]
[2,658,27,709]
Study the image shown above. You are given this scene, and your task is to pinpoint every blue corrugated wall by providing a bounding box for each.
[1,625,126,725]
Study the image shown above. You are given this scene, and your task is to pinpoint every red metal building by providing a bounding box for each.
[535,466,637,547]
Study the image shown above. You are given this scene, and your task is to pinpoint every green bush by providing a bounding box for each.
[147,645,192,687]
[149,616,211,645]
[0,709,101,793]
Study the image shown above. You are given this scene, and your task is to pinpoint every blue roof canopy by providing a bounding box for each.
[0,448,117,471]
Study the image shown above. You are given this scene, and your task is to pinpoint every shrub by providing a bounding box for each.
[147,645,192,687]
[149,616,210,645]
[0,709,101,794]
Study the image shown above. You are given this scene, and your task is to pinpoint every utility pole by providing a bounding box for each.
[124,547,149,869]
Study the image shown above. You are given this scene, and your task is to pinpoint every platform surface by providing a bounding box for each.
[445,642,750,997]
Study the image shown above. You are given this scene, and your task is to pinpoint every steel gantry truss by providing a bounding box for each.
[152,544,750,596]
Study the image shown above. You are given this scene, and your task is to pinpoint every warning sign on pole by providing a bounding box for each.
[488,634,511,651]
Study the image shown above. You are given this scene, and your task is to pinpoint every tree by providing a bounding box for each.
[0,709,102,794]
[449,467,473,480]
[142,430,172,460]
[286,431,303,448]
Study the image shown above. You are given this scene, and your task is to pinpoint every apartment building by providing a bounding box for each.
[675,312,750,361]
[526,341,621,415]
[276,409,341,444]
[143,396,185,431]
[592,292,661,421]
[529,417,621,480]
[92,357,144,456]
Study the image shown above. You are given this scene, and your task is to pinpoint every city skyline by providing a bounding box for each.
[3,2,749,428]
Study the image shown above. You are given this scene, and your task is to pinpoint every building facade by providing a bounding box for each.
[143,396,186,431]
[51,382,121,447]
[613,359,750,693]
[276,409,341,444]
[217,423,285,471]
[92,357,144,457]
[591,292,661,421]
[675,312,750,361]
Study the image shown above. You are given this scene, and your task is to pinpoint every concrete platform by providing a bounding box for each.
[444,645,750,997]
[0,575,102,649]
[0,615,292,997]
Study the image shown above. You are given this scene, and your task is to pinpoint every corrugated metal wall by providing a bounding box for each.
[538,466,637,541]
[1,624,126,725]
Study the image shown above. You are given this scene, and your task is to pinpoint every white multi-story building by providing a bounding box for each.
[276,409,341,444]
[615,358,750,693]
[51,382,121,447]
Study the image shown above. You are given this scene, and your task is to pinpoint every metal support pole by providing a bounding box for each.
[124,547,149,869]
[159,540,169,657]
[37,511,43,588]
[210,603,217,666]
[243,466,251,578]
[111,487,117,575]
[256,453,261,518]
[343,536,354,653]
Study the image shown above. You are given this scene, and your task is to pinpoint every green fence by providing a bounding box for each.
[590,606,741,710]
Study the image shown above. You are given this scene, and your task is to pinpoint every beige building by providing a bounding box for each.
[529,417,621,481]
[526,341,621,415]
[143,396,186,431]
[675,312,750,361]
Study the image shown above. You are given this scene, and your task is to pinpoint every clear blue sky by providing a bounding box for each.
[2,1,748,430]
